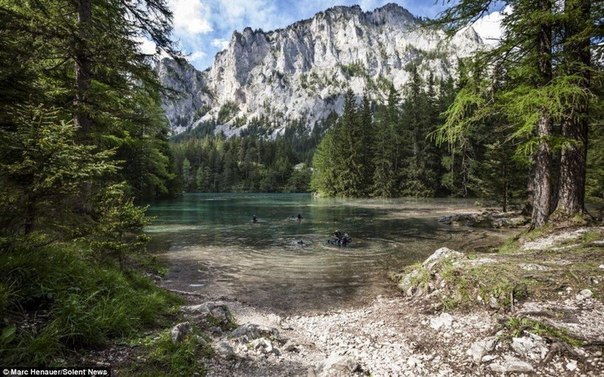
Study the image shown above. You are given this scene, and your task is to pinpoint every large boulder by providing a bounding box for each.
[422,247,466,272]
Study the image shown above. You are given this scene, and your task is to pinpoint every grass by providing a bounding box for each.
[442,262,532,310]
[0,238,182,366]
[399,226,604,311]
[504,316,584,347]
[122,328,212,376]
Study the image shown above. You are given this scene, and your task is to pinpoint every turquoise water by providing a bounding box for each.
[147,193,500,313]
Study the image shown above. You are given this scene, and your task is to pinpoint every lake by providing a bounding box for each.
[147,193,507,314]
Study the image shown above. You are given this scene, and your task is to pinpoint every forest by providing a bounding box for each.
[0,0,185,369]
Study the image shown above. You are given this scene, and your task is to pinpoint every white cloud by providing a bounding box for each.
[358,0,385,11]
[472,6,511,47]
[134,36,157,54]
[211,38,230,50]
[169,0,213,35]
[217,0,282,31]
[188,51,207,62]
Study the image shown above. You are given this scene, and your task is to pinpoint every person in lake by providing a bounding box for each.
[297,213,303,222]
[252,215,258,223]
[329,230,352,246]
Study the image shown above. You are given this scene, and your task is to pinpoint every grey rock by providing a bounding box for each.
[194,335,208,347]
[429,312,454,330]
[230,323,280,343]
[489,356,534,373]
[183,302,234,326]
[283,340,300,352]
[208,326,223,337]
[250,337,280,355]
[214,341,235,358]
[576,289,593,301]
[423,247,466,271]
[170,322,192,344]
[511,333,548,361]
[488,296,499,309]
[319,353,361,376]
[467,337,497,363]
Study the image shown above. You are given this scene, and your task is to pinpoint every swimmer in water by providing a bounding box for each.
[252,215,257,223]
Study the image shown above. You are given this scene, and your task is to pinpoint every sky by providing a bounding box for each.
[150,0,507,70]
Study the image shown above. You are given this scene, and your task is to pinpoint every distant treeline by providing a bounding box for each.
[170,118,332,193]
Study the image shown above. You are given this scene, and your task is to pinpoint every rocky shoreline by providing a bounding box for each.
[162,227,603,376]
[87,225,604,376]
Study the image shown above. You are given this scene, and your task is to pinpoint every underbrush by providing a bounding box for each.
[0,238,182,366]
[123,327,212,376]
[396,226,604,312]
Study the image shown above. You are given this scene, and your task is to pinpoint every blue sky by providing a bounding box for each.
[157,1,505,70]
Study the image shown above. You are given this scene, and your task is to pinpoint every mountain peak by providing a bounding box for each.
[159,3,484,135]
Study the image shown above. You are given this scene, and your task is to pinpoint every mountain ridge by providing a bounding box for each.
[159,3,484,136]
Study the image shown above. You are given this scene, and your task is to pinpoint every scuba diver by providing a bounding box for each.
[328,230,352,247]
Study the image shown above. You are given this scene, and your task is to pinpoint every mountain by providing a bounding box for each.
[158,3,484,136]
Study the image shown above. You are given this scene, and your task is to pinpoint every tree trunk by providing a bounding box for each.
[554,0,591,218]
[530,0,553,227]
[531,115,552,227]
[74,0,92,138]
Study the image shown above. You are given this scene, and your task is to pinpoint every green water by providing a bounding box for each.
[147,193,501,313]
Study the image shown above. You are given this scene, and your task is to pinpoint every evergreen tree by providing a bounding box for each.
[553,0,595,219]
[371,86,399,197]
[436,0,602,226]
[337,90,366,197]
[311,130,339,196]
[0,105,117,235]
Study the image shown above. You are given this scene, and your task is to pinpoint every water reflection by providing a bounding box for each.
[147,193,505,314]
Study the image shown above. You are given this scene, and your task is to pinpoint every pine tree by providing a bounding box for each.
[552,0,595,219]
[311,130,339,197]
[337,90,366,197]
[436,0,601,226]
[0,105,117,235]
[371,86,399,197]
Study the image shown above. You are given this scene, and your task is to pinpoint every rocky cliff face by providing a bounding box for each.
[159,3,484,135]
